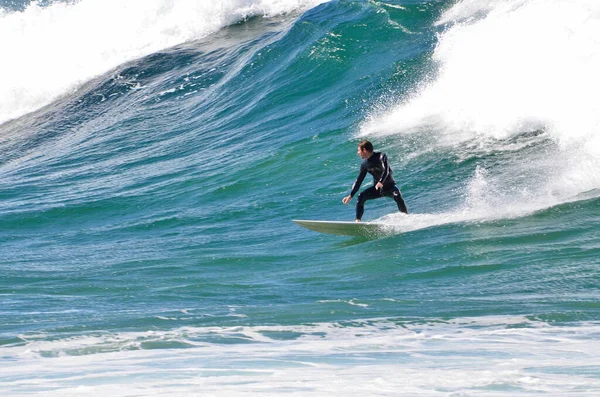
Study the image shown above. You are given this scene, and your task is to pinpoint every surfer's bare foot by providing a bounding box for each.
[355,219,361,222]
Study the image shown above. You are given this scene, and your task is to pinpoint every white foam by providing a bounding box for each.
[2,316,600,395]
[363,0,600,143]
[0,0,328,125]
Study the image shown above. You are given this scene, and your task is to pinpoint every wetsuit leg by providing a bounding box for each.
[355,186,381,220]
[382,185,408,214]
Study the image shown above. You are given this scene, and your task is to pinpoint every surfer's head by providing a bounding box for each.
[357,140,373,159]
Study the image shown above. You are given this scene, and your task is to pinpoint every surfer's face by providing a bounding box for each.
[358,146,369,159]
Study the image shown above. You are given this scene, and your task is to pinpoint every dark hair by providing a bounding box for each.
[358,140,373,152]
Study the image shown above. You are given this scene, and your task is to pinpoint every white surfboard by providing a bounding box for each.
[292,219,385,237]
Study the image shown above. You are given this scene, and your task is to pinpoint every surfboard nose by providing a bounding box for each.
[292,219,382,237]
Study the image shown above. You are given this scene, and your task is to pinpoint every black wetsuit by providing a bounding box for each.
[349,152,408,220]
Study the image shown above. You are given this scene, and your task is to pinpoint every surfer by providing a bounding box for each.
[342,140,408,221]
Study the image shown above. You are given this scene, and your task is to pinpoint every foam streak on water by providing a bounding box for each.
[2,316,600,396]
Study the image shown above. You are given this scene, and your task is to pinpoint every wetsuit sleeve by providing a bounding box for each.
[378,153,392,185]
[350,165,367,197]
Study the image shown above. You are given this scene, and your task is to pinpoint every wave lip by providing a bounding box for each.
[0,0,328,126]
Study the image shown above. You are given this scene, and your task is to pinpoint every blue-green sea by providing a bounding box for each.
[2,0,600,395]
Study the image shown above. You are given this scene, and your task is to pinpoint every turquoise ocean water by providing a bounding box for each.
[1,0,600,395]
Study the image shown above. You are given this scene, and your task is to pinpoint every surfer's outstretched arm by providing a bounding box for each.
[342,166,366,204]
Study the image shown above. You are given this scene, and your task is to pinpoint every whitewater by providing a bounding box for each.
[0,0,327,125]
[1,0,599,395]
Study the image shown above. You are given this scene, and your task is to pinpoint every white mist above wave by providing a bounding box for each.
[0,0,327,125]
[2,316,600,396]
[361,0,600,225]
